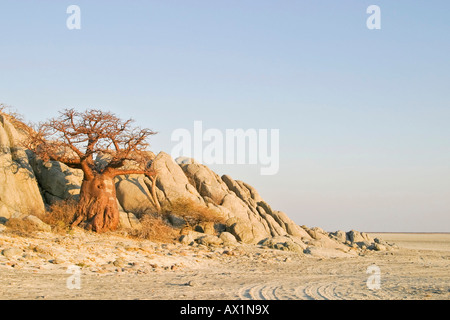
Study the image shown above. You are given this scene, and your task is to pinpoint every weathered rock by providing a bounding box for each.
[115,178,158,214]
[226,217,265,244]
[194,221,215,235]
[152,152,205,207]
[115,152,209,216]
[167,213,186,228]
[220,174,310,243]
[259,235,307,253]
[373,237,393,249]
[373,243,387,251]
[0,114,45,219]
[2,247,23,259]
[175,157,199,165]
[22,215,51,232]
[269,210,312,239]
[197,235,223,246]
[306,236,350,251]
[304,226,328,240]
[181,163,229,205]
[219,232,238,245]
[223,198,271,242]
[284,241,305,253]
[0,206,24,222]
[179,234,195,245]
[361,232,374,243]
[256,205,287,237]
[181,230,205,241]
[220,193,250,221]
[346,230,374,248]
[222,175,263,204]
[330,230,347,243]
[118,210,132,229]
[113,258,126,268]
[30,157,83,203]
[347,230,365,243]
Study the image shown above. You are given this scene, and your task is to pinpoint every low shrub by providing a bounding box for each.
[128,213,178,243]
[165,198,226,227]
[37,199,78,233]
[5,218,40,235]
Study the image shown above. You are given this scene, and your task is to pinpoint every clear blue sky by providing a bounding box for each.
[1,0,449,232]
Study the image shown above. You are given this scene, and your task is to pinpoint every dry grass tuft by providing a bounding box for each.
[166,198,226,227]
[37,199,78,234]
[125,198,227,242]
[4,218,40,235]
[128,214,178,243]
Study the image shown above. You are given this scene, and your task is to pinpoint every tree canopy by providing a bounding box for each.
[28,108,157,179]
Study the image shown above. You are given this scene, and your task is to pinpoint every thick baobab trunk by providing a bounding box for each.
[72,174,119,233]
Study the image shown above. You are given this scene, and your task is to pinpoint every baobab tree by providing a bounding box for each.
[28,109,157,233]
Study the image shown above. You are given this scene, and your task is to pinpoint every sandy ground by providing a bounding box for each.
[0,231,449,300]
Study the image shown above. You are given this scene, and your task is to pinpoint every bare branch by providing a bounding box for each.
[110,169,157,178]
[26,108,157,179]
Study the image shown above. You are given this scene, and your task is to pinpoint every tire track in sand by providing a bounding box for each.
[237,281,343,300]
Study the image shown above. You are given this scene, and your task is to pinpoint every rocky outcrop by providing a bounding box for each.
[115,152,205,215]
[346,229,374,245]
[0,116,395,257]
[0,114,45,220]
[152,153,205,207]
[259,235,307,253]
[179,162,312,244]
[21,215,52,232]
[112,153,312,244]
[116,177,158,214]
[294,226,395,256]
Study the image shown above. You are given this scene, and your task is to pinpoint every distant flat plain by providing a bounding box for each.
[369,233,450,252]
